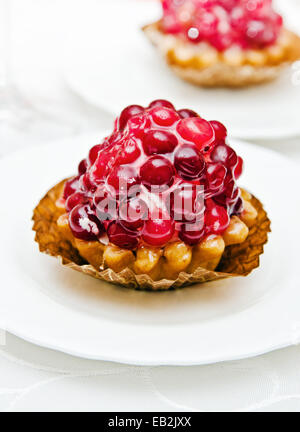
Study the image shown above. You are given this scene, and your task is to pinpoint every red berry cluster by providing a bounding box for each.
[63,100,243,249]
[161,0,283,51]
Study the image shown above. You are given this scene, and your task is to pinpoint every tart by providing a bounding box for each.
[143,0,300,87]
[33,100,270,290]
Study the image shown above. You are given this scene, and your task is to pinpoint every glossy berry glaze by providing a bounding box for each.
[161,0,283,51]
[63,100,244,249]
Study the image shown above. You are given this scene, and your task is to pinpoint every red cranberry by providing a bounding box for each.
[63,176,80,199]
[107,165,140,197]
[179,222,205,246]
[78,159,88,175]
[107,220,139,249]
[214,175,239,206]
[116,138,141,165]
[233,156,243,180]
[118,105,144,131]
[69,204,104,241]
[81,172,97,193]
[231,196,244,216]
[177,118,215,151]
[150,107,180,127]
[143,130,178,155]
[148,99,175,110]
[88,144,102,165]
[65,192,87,213]
[174,144,205,181]
[210,120,227,142]
[140,156,174,189]
[142,217,175,247]
[210,143,238,169]
[119,197,148,230]
[93,185,118,221]
[177,109,199,119]
[169,182,204,222]
[206,162,227,192]
[205,200,230,234]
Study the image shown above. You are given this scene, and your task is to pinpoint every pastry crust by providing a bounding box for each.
[143,21,300,87]
[32,179,271,291]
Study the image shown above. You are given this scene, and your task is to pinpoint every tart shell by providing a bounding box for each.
[32,179,271,291]
[143,22,300,87]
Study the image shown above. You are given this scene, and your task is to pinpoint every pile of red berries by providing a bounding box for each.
[63,100,243,249]
[161,0,283,51]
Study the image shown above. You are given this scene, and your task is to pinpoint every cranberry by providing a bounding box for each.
[148,99,175,110]
[169,182,204,222]
[214,176,239,206]
[142,217,175,247]
[231,196,243,216]
[177,109,199,119]
[140,156,174,189]
[206,162,227,192]
[93,185,118,221]
[119,197,148,230]
[88,144,102,165]
[81,172,97,193]
[210,120,227,142]
[65,192,87,213]
[143,130,178,155]
[210,143,238,169]
[118,105,144,131]
[107,220,139,249]
[177,118,215,150]
[78,159,88,175]
[115,138,141,165]
[174,144,205,181]
[150,106,180,127]
[179,222,205,246]
[63,176,80,199]
[233,156,243,180]
[107,165,140,197]
[205,200,230,234]
[69,204,104,241]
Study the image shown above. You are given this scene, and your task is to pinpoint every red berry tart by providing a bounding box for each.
[33,101,270,290]
[143,0,300,87]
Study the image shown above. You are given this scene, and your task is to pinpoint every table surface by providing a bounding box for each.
[0,0,300,412]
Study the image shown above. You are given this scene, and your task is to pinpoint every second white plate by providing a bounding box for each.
[64,0,300,140]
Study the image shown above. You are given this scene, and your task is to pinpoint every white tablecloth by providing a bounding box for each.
[0,0,300,412]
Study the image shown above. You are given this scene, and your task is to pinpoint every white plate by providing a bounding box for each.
[0,132,299,365]
[63,0,300,140]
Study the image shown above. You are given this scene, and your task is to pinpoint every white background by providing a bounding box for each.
[0,0,300,411]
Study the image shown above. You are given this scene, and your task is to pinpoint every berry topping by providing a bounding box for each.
[118,105,144,131]
[178,109,199,119]
[210,143,238,169]
[107,165,140,197]
[177,118,215,151]
[65,100,244,249]
[140,155,175,189]
[148,99,175,109]
[205,199,230,234]
[150,106,180,127]
[107,220,140,249]
[142,217,175,247]
[119,197,149,230]
[161,0,283,51]
[69,204,104,241]
[174,144,205,180]
[65,192,88,213]
[210,121,227,143]
[143,130,178,155]
[179,222,205,246]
